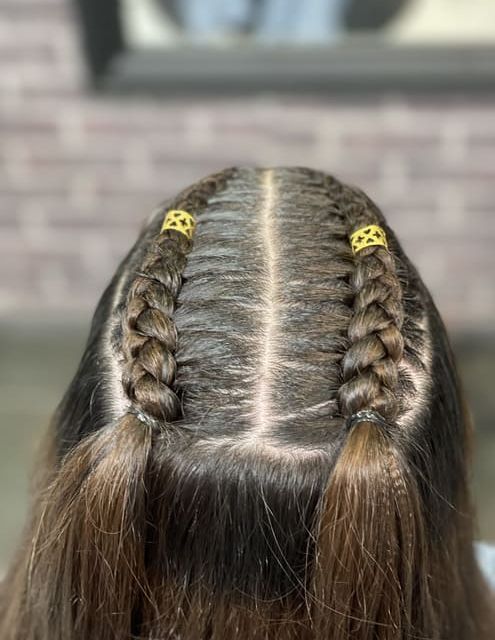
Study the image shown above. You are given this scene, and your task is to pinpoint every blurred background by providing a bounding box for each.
[0,0,494,572]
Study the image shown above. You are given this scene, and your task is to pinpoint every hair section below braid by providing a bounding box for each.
[310,420,435,639]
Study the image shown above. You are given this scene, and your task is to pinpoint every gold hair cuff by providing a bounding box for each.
[161,209,196,240]
[350,224,388,255]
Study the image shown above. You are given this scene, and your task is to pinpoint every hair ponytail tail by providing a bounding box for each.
[310,421,437,640]
[5,415,154,640]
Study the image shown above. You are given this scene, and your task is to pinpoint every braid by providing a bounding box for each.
[327,179,404,423]
[121,169,236,424]
[311,178,434,639]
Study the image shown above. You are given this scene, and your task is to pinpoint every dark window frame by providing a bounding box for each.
[74,0,495,93]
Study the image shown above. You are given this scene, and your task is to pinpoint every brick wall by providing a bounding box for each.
[1,0,495,331]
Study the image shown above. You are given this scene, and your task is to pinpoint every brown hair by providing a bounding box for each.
[1,167,493,639]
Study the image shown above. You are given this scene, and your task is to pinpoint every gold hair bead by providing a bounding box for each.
[350,224,388,255]
[161,209,196,240]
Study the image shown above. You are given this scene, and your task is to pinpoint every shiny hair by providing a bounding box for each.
[1,167,493,639]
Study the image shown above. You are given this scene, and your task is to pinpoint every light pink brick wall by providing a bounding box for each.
[1,0,495,331]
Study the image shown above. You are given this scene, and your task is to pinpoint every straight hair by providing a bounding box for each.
[1,167,493,639]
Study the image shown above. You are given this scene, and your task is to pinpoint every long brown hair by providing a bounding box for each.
[1,167,493,639]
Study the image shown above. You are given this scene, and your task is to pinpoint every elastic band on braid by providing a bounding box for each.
[326,178,405,424]
[121,169,237,424]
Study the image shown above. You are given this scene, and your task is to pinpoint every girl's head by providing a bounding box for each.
[1,167,493,640]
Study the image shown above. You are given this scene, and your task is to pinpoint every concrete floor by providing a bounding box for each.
[0,321,494,572]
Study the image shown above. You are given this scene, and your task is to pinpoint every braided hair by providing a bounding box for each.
[120,170,236,425]
[1,167,493,640]
[331,183,404,423]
